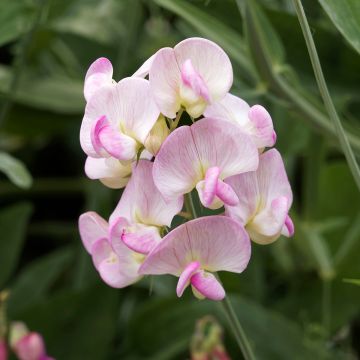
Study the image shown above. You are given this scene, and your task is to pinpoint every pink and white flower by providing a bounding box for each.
[153,118,259,209]
[80,77,160,162]
[79,211,143,288]
[204,93,276,150]
[139,216,251,301]
[10,322,53,360]
[148,37,233,118]
[225,149,294,244]
[109,160,183,255]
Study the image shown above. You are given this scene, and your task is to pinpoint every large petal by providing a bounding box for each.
[149,47,181,118]
[191,118,259,179]
[174,38,233,103]
[78,212,108,253]
[139,216,251,276]
[84,157,131,189]
[110,160,183,226]
[84,57,113,101]
[153,126,203,200]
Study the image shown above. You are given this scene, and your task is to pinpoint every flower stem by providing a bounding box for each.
[293,0,360,193]
[221,296,256,360]
[170,108,184,131]
[185,192,256,359]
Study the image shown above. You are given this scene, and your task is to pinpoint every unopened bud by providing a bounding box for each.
[0,339,7,360]
[144,115,169,155]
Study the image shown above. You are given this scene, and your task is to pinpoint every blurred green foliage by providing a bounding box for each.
[0,0,359,359]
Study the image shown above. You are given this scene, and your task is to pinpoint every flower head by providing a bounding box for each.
[149,37,233,118]
[153,118,259,209]
[139,216,251,301]
[225,149,294,244]
[80,77,160,162]
[205,93,276,150]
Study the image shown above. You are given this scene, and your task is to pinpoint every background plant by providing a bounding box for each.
[0,0,359,359]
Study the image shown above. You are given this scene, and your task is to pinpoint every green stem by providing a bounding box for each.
[221,295,256,360]
[293,0,360,193]
[185,193,256,359]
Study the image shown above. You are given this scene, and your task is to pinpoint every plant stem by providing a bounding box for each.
[185,192,256,359]
[293,0,360,193]
[170,108,184,131]
[221,296,256,360]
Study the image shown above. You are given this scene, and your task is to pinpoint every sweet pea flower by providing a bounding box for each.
[139,216,251,301]
[204,93,276,150]
[149,37,233,118]
[80,77,160,162]
[79,211,143,288]
[0,339,7,360]
[224,149,294,244]
[153,118,259,209]
[10,322,53,360]
[109,160,183,255]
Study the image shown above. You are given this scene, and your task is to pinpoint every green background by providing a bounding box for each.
[0,0,359,358]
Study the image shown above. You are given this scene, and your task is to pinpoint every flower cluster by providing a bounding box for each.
[79,37,294,301]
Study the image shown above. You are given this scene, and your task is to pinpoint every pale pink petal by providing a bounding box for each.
[216,180,239,206]
[139,216,251,276]
[281,214,295,237]
[248,105,276,148]
[190,271,225,301]
[176,261,201,297]
[85,157,131,189]
[153,119,258,201]
[149,47,181,118]
[191,118,259,179]
[197,167,220,207]
[84,57,113,101]
[248,197,288,242]
[78,212,108,253]
[225,148,292,228]
[153,126,202,200]
[180,59,210,102]
[204,93,250,126]
[122,224,161,255]
[174,38,233,103]
[110,160,183,226]
[132,53,156,78]
[91,237,112,270]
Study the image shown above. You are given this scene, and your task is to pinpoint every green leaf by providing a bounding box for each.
[0,202,33,288]
[0,151,33,189]
[0,0,36,46]
[319,0,360,55]
[8,246,74,316]
[343,278,360,286]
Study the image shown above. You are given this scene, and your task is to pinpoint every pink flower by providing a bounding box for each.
[80,77,159,162]
[148,37,233,118]
[225,149,294,244]
[153,118,259,209]
[10,323,53,360]
[79,160,183,287]
[139,216,251,301]
[204,93,276,150]
[109,160,183,255]
[0,339,7,360]
[79,211,142,288]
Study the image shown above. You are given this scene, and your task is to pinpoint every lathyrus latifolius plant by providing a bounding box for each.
[78,37,294,357]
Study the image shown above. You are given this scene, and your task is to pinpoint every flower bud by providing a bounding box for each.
[144,115,169,155]
[10,322,53,360]
[0,339,7,360]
